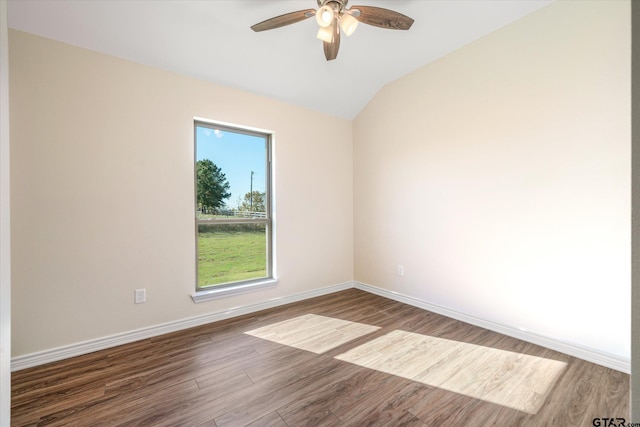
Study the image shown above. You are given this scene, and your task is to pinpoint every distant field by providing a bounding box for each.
[197,226,267,287]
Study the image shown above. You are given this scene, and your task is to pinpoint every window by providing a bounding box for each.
[193,120,273,299]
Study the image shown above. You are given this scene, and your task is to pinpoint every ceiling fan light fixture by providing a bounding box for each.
[316,25,334,42]
[315,5,334,27]
[251,1,414,61]
[339,12,358,36]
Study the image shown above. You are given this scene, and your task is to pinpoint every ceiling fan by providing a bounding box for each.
[251,0,414,61]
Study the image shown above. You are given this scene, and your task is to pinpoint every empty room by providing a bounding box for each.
[1,0,634,425]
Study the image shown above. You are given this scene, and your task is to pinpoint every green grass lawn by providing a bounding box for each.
[198,225,267,287]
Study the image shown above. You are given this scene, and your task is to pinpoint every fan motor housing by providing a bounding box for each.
[318,0,347,13]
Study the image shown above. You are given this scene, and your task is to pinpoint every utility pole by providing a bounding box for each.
[250,171,254,212]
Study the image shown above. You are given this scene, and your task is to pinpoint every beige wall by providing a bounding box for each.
[632,0,639,418]
[9,30,353,356]
[1,0,11,422]
[354,0,630,358]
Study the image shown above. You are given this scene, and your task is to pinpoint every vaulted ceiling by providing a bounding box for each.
[8,0,552,119]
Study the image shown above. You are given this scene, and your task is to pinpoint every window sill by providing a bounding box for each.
[191,279,278,303]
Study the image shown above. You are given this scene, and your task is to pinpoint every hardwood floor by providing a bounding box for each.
[11,289,629,426]
[334,330,567,414]
[245,313,381,354]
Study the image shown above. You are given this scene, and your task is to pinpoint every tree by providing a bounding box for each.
[239,191,266,213]
[196,159,231,213]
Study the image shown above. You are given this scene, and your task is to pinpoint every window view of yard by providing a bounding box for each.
[195,122,271,289]
[197,224,267,287]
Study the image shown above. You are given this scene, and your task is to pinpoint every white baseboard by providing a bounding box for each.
[353,281,630,374]
[10,281,354,371]
[12,280,630,374]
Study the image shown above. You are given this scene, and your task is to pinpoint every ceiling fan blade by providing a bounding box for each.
[350,6,414,30]
[323,21,340,61]
[251,9,315,32]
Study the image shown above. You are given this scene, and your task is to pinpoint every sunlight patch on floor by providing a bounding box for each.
[335,330,567,414]
[244,314,381,354]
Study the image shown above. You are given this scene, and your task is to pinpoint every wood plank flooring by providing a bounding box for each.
[11,289,629,426]
[334,330,567,414]
[245,314,381,354]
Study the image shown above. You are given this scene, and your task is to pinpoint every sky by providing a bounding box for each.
[196,125,267,209]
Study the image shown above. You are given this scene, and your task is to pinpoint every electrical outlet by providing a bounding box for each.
[397,265,404,276]
[134,288,146,304]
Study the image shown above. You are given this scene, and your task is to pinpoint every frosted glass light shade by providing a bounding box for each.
[316,6,334,28]
[339,13,358,36]
[316,25,333,42]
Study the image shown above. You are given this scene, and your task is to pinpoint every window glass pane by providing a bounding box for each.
[196,126,266,218]
[195,122,272,291]
[198,223,268,288]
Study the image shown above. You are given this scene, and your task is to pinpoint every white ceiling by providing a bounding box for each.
[7,0,552,119]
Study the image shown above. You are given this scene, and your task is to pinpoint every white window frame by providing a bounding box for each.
[191,119,276,302]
